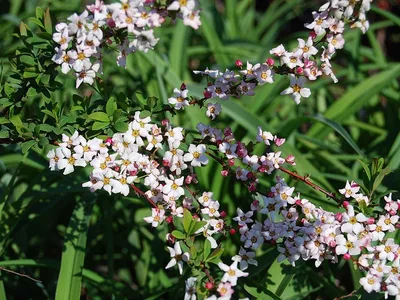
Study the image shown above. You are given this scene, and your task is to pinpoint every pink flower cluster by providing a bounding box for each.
[52,0,201,88]
[233,178,400,297]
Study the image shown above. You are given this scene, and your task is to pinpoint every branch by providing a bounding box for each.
[279,166,343,204]
[130,184,158,208]
[333,290,357,300]
[0,267,42,283]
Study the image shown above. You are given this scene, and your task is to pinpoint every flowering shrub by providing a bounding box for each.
[0,0,399,299]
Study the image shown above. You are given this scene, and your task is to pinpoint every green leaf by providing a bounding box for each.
[203,239,211,261]
[310,114,364,157]
[88,112,110,123]
[21,140,37,154]
[244,282,282,300]
[92,122,109,131]
[358,160,371,182]
[0,131,9,139]
[190,220,207,235]
[114,122,128,132]
[206,246,224,264]
[183,209,193,234]
[55,198,94,300]
[44,8,52,34]
[106,97,117,117]
[171,230,185,240]
[371,166,391,196]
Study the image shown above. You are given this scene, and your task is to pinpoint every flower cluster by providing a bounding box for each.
[168,0,373,120]
[52,0,201,88]
[232,179,400,297]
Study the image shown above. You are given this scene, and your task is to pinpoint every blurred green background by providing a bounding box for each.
[0,0,399,299]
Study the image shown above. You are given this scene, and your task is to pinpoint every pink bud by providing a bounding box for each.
[193,214,200,220]
[224,127,233,137]
[295,199,302,206]
[274,137,286,147]
[285,155,296,165]
[221,170,229,177]
[216,139,223,146]
[180,83,187,90]
[129,170,137,176]
[266,58,275,66]
[161,119,169,126]
[205,282,214,290]
[309,31,317,39]
[343,253,351,260]
[270,239,277,245]
[203,90,212,99]
[166,216,174,224]
[229,228,236,235]
[248,182,256,192]
[185,175,193,185]
[253,200,259,206]
[105,137,113,145]
[106,38,113,45]
[258,166,266,173]
[335,212,343,222]
[107,19,116,28]
[236,142,248,158]
[389,210,396,216]
[220,211,227,218]
[396,224,400,229]
[228,159,235,167]
[296,67,303,74]
[246,172,254,179]
[235,60,243,68]
[367,217,375,225]
[163,160,170,167]
[342,201,350,209]
[329,240,336,248]
[113,166,120,172]
[167,233,175,244]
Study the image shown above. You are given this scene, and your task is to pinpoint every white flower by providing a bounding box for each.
[201,201,220,218]
[359,274,381,293]
[280,75,311,104]
[218,261,248,286]
[256,127,274,145]
[183,144,208,167]
[184,277,197,300]
[233,208,253,226]
[297,37,318,59]
[163,177,185,198]
[339,180,360,198]
[206,103,222,120]
[165,242,190,275]
[76,63,100,88]
[144,208,166,227]
[169,88,190,110]
[47,148,67,171]
[61,147,86,175]
[335,233,361,256]
[198,192,214,207]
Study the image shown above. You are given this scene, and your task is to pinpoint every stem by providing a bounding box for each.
[200,263,215,283]
[279,166,343,204]
[130,184,158,208]
[333,290,357,300]
[0,267,41,283]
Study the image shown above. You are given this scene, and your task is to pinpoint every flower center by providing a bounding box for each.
[193,151,200,159]
[68,157,76,165]
[292,84,301,93]
[172,183,178,190]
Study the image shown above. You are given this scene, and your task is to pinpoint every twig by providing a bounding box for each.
[279,166,343,204]
[333,290,357,300]
[200,263,215,283]
[0,267,42,283]
[130,184,158,208]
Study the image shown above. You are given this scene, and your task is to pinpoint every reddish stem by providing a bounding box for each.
[130,184,158,208]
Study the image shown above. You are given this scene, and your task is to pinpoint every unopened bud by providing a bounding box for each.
[205,281,214,290]
[166,216,174,224]
[203,90,212,99]
[335,212,343,222]
[266,58,275,66]
[221,169,229,177]
[274,137,286,147]
[107,19,116,28]
[161,119,169,126]
[228,159,235,167]
[180,83,187,90]
[309,31,317,39]
[114,166,120,172]
[248,182,256,192]
[163,160,170,167]
[296,67,303,74]
[229,228,236,235]
[343,253,351,260]
[185,175,193,185]
[342,201,350,209]
[367,217,375,225]
[105,137,113,145]
[285,154,296,165]
[129,170,137,176]
[295,199,302,206]
[235,60,243,68]
[220,211,227,218]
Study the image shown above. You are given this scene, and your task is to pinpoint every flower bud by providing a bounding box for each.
[266,58,275,66]
[180,83,187,90]
[114,166,120,172]
[235,60,243,68]
[342,201,350,209]
[295,199,302,206]
[335,212,343,222]
[343,253,351,260]
[309,31,317,39]
[203,90,212,99]
[285,154,296,165]
[185,175,193,185]
[107,18,116,28]
[248,182,256,192]
[221,169,229,177]
[229,228,236,235]
[167,233,175,244]
[105,137,113,145]
[205,281,214,290]
[253,200,259,206]
[129,170,137,176]
[220,211,227,218]
[329,240,336,248]
[296,67,303,74]
[367,217,375,224]
[163,160,170,167]
[389,210,396,216]
[106,38,113,45]
[228,159,235,167]
[166,216,174,224]
[161,119,169,126]
[274,137,286,147]
[193,214,200,220]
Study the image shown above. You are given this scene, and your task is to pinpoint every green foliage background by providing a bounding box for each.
[0,0,399,299]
